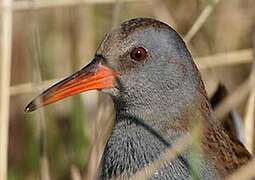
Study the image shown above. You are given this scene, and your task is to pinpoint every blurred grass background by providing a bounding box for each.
[1,0,255,179]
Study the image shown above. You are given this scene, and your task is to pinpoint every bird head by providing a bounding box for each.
[25,18,204,122]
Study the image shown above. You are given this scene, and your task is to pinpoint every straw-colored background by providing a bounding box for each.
[0,0,255,179]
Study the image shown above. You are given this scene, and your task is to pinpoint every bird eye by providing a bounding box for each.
[130,47,147,62]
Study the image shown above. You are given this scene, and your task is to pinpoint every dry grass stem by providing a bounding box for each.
[70,164,82,180]
[195,49,253,69]
[147,0,178,29]
[130,135,189,180]
[214,73,255,120]
[227,157,255,180]
[10,78,60,96]
[0,0,140,11]
[30,14,51,180]
[40,156,50,180]
[112,0,122,28]
[85,96,114,180]
[184,0,220,42]
[244,40,255,153]
[244,90,255,154]
[0,0,13,179]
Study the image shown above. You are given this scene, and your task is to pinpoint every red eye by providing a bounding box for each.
[130,47,147,62]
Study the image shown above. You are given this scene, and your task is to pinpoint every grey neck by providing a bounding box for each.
[100,89,214,180]
[112,74,202,135]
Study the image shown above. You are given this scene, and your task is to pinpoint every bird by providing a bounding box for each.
[25,18,251,179]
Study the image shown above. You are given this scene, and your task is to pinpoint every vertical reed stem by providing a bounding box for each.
[0,0,13,179]
[244,31,255,154]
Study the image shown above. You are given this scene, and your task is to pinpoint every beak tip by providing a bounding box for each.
[24,106,31,113]
[24,101,37,113]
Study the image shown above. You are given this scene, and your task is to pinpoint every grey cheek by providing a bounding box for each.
[168,63,187,89]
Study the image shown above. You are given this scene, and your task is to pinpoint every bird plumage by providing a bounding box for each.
[25,17,251,180]
[97,18,251,179]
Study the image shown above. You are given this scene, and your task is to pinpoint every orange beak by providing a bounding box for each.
[25,57,117,112]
